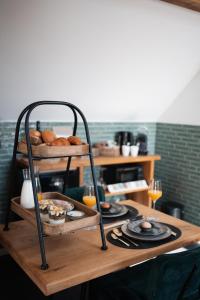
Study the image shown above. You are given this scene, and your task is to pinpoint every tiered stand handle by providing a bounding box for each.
[4,101,107,270]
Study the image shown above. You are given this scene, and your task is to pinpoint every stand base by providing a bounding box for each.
[101,245,108,250]
[40,263,49,270]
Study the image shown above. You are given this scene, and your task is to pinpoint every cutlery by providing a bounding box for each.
[113,228,139,247]
[104,219,129,230]
[111,233,130,247]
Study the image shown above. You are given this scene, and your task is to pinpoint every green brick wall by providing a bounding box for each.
[1,121,199,226]
[155,123,200,226]
[0,121,156,223]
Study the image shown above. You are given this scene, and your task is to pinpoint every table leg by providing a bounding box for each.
[80,281,89,300]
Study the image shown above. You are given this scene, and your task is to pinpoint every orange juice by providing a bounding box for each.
[37,192,43,202]
[148,190,162,202]
[83,195,96,208]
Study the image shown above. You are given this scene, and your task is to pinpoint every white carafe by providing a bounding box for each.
[20,169,35,209]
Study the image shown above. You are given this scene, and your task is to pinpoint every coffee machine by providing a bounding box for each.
[135,133,148,155]
[115,131,134,154]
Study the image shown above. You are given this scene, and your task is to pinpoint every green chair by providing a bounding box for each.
[89,245,200,300]
[63,186,105,204]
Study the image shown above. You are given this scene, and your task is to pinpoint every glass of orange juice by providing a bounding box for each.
[82,185,96,208]
[148,179,162,209]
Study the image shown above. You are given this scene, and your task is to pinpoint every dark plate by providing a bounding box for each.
[121,222,172,241]
[102,203,122,214]
[102,203,128,218]
[127,220,168,236]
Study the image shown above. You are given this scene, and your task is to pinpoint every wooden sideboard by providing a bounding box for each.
[17,155,160,207]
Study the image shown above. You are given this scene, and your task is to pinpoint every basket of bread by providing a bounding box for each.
[18,129,89,157]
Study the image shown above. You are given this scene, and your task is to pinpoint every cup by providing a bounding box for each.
[122,145,130,157]
[130,145,139,157]
[83,185,96,208]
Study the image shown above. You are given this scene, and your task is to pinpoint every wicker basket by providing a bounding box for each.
[17,142,89,157]
[99,146,120,157]
[11,192,100,236]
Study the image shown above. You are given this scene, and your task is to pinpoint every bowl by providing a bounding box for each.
[67,210,85,220]
[51,199,74,212]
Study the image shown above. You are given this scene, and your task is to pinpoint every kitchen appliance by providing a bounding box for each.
[115,131,134,154]
[135,133,148,155]
[15,169,79,197]
[102,163,144,185]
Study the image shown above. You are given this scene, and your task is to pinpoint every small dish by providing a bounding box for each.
[67,210,85,220]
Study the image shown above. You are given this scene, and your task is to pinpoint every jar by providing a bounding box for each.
[20,169,35,209]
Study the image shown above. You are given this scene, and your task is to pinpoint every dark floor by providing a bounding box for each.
[0,255,82,300]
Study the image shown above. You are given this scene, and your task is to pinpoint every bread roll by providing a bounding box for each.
[22,130,42,145]
[41,130,56,143]
[68,136,82,145]
[50,137,70,146]
[30,136,43,145]
[29,129,41,138]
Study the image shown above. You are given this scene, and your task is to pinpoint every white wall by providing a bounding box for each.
[0,0,200,122]
[159,71,200,125]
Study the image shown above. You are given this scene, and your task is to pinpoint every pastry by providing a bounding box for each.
[22,129,42,145]
[50,137,70,146]
[100,202,111,212]
[68,136,82,145]
[41,130,56,143]
[48,205,67,225]
[29,136,43,145]
[140,221,152,232]
[29,129,41,138]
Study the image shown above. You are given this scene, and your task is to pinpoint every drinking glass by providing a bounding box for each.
[82,185,96,208]
[148,179,162,209]
[34,165,43,202]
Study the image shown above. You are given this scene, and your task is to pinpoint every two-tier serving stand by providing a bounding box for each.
[4,101,107,270]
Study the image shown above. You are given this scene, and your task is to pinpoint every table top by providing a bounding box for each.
[0,200,200,296]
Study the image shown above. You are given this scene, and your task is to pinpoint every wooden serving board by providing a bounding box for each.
[11,192,100,236]
[17,142,89,157]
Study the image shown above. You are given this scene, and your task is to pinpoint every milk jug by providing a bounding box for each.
[20,169,35,209]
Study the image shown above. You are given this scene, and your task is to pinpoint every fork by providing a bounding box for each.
[113,228,139,247]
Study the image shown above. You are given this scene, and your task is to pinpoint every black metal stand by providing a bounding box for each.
[4,101,107,270]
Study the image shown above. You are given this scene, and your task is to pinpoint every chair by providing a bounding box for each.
[89,245,200,300]
[63,186,105,203]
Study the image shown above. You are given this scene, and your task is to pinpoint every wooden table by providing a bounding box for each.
[0,200,200,296]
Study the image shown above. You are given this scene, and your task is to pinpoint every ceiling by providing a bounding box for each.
[161,0,200,13]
